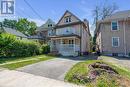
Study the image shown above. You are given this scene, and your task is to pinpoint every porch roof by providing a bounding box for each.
[49,34,81,39]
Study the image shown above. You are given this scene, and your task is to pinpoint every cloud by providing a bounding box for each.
[28,18,45,26]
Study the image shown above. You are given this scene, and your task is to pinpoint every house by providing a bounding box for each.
[2,27,27,40]
[95,10,130,56]
[49,10,91,56]
[36,19,56,44]
[27,35,43,42]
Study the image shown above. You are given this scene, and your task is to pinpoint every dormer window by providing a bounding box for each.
[65,16,71,23]
[48,24,52,27]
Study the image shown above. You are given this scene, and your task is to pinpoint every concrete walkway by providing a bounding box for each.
[17,58,79,81]
[0,69,83,87]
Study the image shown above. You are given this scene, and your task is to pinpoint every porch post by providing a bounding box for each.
[60,38,62,51]
[50,38,52,51]
[74,37,75,52]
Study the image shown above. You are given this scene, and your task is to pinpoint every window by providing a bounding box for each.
[112,37,119,47]
[111,21,118,30]
[69,40,74,44]
[48,24,52,27]
[65,16,71,23]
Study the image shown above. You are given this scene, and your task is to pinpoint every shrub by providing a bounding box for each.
[0,33,40,57]
[41,44,50,54]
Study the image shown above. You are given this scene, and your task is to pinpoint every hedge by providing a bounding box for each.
[41,44,50,54]
[0,33,40,57]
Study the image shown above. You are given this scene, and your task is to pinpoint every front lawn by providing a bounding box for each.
[65,60,130,87]
[0,55,53,70]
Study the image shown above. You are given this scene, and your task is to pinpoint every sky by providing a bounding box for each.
[0,0,130,35]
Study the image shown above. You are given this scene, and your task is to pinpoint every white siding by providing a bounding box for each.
[56,27,80,35]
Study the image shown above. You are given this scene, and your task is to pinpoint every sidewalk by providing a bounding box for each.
[0,69,83,87]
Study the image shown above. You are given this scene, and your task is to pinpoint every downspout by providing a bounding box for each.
[123,18,127,56]
[80,24,82,55]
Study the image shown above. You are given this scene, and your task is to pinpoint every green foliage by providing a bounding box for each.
[3,19,17,29]
[93,35,96,45]
[0,33,40,57]
[96,73,118,87]
[1,18,37,35]
[41,44,50,54]
[16,18,37,35]
[65,60,130,86]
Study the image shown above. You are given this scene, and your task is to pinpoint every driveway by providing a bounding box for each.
[0,69,83,87]
[99,56,130,70]
[17,58,79,81]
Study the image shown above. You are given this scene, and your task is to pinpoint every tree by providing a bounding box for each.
[28,21,37,35]
[16,18,30,35]
[1,18,37,36]
[16,18,37,35]
[92,1,118,46]
[93,2,118,24]
[2,19,17,29]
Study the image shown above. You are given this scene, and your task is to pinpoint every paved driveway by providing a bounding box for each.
[99,56,130,70]
[0,69,83,87]
[17,58,79,81]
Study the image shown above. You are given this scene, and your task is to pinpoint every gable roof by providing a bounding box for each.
[95,10,130,35]
[3,27,27,38]
[37,19,55,31]
[56,10,81,25]
[99,10,130,22]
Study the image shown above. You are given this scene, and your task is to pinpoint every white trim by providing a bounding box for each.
[112,37,120,47]
[111,21,119,31]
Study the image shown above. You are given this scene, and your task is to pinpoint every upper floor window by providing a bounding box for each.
[65,16,71,23]
[111,21,118,31]
[48,24,52,27]
[69,40,74,44]
[112,37,119,47]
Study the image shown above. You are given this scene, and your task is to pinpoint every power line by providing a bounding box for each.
[23,0,44,20]
[17,8,32,18]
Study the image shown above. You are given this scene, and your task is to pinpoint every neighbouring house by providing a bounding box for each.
[95,10,130,56]
[27,35,43,42]
[35,19,56,44]
[1,27,27,40]
[49,10,91,56]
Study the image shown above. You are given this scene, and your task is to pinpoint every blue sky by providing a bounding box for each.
[0,0,130,35]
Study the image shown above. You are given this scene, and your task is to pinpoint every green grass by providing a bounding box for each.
[65,60,130,87]
[0,55,53,70]
[0,55,50,64]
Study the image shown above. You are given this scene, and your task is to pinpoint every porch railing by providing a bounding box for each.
[51,44,80,52]
[59,44,80,52]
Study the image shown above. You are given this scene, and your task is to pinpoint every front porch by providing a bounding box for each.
[50,37,80,56]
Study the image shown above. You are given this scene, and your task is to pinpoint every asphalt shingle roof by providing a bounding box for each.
[4,27,27,38]
[37,19,55,31]
[102,10,130,21]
